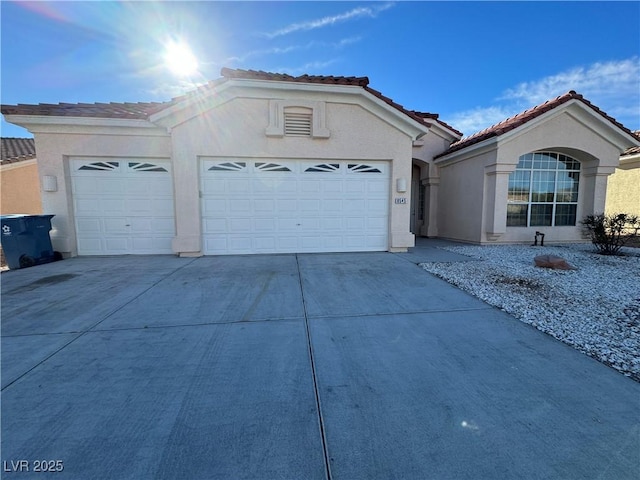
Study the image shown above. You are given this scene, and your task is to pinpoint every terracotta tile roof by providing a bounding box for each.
[410,111,463,137]
[1,101,168,119]
[436,91,638,158]
[1,68,447,135]
[1,137,36,165]
[622,131,640,157]
[220,67,370,87]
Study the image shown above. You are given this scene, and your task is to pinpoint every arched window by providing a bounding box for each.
[507,152,580,227]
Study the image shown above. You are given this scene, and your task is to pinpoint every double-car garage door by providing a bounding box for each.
[201,159,389,254]
[71,158,389,255]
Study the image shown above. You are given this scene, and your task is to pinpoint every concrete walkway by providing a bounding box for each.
[2,249,638,479]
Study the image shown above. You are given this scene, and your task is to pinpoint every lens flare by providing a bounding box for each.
[163,40,199,77]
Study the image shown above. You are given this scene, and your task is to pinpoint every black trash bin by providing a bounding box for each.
[0,214,60,269]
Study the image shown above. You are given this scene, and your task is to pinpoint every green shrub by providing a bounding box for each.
[581,213,640,255]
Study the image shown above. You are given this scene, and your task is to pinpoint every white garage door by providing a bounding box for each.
[70,159,175,255]
[201,159,389,254]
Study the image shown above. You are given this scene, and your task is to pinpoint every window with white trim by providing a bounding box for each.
[507,152,580,227]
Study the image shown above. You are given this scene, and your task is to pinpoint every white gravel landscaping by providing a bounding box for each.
[420,243,640,381]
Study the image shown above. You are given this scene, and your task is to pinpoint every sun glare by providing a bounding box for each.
[163,40,199,77]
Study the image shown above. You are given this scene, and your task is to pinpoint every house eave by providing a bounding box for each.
[3,114,168,136]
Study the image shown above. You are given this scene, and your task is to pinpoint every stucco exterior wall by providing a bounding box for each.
[170,92,417,254]
[434,107,630,245]
[1,160,42,214]
[495,111,622,244]
[437,150,489,243]
[605,159,640,217]
[33,130,171,255]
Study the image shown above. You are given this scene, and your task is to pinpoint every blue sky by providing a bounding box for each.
[2,1,639,139]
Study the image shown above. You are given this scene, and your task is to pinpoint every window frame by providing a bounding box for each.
[507,152,581,228]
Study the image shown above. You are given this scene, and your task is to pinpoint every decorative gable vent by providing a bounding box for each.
[266,100,330,138]
[284,107,312,137]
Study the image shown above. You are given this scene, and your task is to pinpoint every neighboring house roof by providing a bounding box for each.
[1,68,460,137]
[436,91,638,158]
[1,102,165,119]
[621,131,640,157]
[1,137,36,165]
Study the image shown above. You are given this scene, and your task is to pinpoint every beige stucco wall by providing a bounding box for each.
[437,149,491,243]
[435,107,632,244]
[170,91,418,255]
[605,158,640,217]
[16,84,422,256]
[1,160,42,214]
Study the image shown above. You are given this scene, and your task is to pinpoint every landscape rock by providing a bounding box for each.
[533,254,576,270]
[420,244,640,381]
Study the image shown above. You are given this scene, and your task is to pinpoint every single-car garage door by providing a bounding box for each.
[201,159,389,254]
[71,159,175,255]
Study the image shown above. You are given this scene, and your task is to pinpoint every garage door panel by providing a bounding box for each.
[76,237,103,253]
[229,218,252,232]
[346,218,365,230]
[98,179,125,195]
[323,237,344,249]
[74,199,103,215]
[276,199,298,212]
[345,235,366,248]
[71,159,174,255]
[203,178,228,193]
[367,181,388,194]
[277,218,300,231]
[368,199,388,211]
[152,218,177,234]
[300,180,322,193]
[203,199,227,215]
[203,218,227,233]
[254,199,276,212]
[76,218,102,234]
[229,199,252,213]
[255,219,276,232]
[104,237,130,252]
[300,199,321,212]
[301,218,320,229]
[367,235,387,248]
[345,200,366,212]
[322,199,342,210]
[345,181,366,193]
[201,159,389,254]
[321,218,343,231]
[367,217,388,229]
[323,182,343,193]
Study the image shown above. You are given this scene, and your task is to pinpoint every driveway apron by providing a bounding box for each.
[2,252,639,479]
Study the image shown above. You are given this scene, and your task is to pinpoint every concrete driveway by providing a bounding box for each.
[2,246,639,479]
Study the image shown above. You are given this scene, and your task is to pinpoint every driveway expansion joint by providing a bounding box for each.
[296,253,333,480]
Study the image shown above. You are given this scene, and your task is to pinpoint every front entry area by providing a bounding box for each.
[200,158,390,254]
